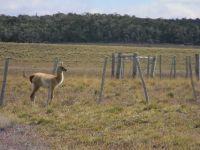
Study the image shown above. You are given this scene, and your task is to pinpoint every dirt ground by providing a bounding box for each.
[0,124,51,150]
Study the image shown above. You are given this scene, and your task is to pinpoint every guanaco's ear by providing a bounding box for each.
[60,61,63,66]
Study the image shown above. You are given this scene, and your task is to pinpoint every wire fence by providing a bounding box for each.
[111,53,198,79]
[0,53,200,106]
[0,53,198,79]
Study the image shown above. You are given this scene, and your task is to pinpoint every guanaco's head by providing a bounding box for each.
[57,66,67,73]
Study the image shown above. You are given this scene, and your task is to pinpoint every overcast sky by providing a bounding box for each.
[0,0,200,19]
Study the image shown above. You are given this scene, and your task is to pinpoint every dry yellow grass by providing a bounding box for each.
[1,43,200,149]
[1,74,200,149]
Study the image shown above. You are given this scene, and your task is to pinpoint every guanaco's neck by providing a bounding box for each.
[56,71,64,84]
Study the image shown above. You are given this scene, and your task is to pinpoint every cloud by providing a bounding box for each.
[0,0,88,15]
[120,0,200,18]
[154,0,200,18]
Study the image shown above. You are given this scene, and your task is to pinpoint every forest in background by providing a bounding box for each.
[0,13,200,44]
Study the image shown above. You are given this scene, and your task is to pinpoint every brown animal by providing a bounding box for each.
[29,66,67,105]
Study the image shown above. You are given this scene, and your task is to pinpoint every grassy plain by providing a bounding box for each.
[1,43,200,149]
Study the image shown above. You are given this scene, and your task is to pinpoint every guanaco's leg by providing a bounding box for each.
[30,84,40,104]
[47,86,54,105]
[49,87,55,104]
[46,86,54,106]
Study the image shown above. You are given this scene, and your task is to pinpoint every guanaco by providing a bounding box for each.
[29,65,67,105]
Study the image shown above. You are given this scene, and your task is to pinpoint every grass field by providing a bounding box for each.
[1,43,200,149]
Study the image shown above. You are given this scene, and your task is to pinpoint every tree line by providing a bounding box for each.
[0,13,200,44]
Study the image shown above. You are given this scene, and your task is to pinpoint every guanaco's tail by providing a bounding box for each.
[29,75,35,83]
[23,70,33,83]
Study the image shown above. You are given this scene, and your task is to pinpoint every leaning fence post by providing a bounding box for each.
[195,54,200,80]
[0,58,10,106]
[136,57,149,103]
[188,56,197,102]
[97,57,108,104]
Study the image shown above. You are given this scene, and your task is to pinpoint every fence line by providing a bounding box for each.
[0,54,198,80]
[1,54,200,107]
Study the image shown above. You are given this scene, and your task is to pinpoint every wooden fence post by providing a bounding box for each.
[97,57,108,104]
[136,58,149,103]
[111,53,116,78]
[195,54,200,80]
[114,53,118,78]
[159,55,162,79]
[150,56,157,78]
[170,56,176,79]
[0,58,10,106]
[121,57,125,79]
[132,53,138,78]
[116,53,122,79]
[188,56,197,101]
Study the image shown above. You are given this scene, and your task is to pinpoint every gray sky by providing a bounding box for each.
[0,0,200,19]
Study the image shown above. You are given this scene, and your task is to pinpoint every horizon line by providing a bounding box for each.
[0,12,199,20]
